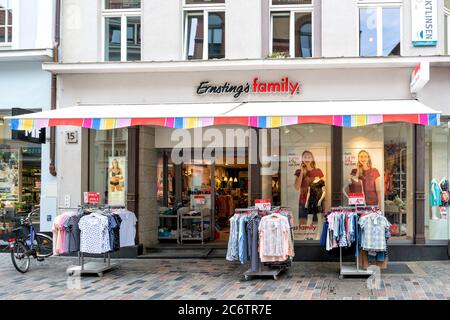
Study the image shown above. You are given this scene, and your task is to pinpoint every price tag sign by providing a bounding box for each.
[255,199,271,211]
[348,193,365,206]
[193,195,206,205]
[83,192,100,204]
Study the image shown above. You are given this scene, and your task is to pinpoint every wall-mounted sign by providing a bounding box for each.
[83,192,100,204]
[65,131,78,144]
[411,0,437,47]
[11,108,46,144]
[196,77,301,99]
[410,61,430,93]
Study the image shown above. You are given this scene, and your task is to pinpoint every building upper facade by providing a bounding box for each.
[59,0,450,63]
[0,0,55,57]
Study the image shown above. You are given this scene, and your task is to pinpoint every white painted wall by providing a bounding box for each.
[142,0,182,61]
[321,0,358,57]
[9,0,54,50]
[226,0,262,59]
[417,67,450,116]
[61,0,101,62]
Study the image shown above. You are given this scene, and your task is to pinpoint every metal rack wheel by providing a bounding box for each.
[339,275,344,280]
[244,275,250,281]
[273,275,278,280]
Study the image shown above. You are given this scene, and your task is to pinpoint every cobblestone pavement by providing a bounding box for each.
[1,253,449,300]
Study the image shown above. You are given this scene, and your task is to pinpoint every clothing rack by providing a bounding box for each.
[241,207,293,281]
[330,205,379,279]
[65,206,120,277]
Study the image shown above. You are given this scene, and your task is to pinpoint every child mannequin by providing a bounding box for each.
[343,168,365,204]
[305,177,326,236]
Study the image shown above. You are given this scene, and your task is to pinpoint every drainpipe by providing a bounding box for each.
[49,0,61,177]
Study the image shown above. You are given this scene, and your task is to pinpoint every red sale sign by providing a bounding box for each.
[255,199,271,211]
[84,192,100,204]
[348,193,365,206]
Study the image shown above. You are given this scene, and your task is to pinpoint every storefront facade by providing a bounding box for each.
[14,61,446,260]
[0,0,56,245]
[10,0,450,260]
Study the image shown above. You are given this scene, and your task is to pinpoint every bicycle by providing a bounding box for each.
[8,209,53,273]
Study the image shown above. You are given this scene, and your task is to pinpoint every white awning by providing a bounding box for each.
[7,100,440,130]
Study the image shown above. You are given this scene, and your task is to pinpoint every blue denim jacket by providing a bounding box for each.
[238,215,248,264]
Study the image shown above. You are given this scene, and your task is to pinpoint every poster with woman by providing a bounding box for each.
[343,148,383,209]
[0,150,19,202]
[286,148,328,240]
[108,156,126,206]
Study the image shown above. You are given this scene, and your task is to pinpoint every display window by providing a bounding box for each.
[280,124,331,241]
[425,122,450,240]
[0,110,41,245]
[89,128,128,207]
[343,123,414,241]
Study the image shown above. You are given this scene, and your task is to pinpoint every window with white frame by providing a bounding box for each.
[445,1,450,55]
[270,0,313,58]
[0,0,12,45]
[359,3,401,57]
[103,0,141,61]
[183,0,225,60]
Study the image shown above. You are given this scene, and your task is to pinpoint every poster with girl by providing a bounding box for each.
[343,149,383,209]
[287,148,328,240]
[108,157,126,206]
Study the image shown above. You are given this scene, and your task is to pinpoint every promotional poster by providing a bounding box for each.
[286,147,328,241]
[108,156,126,206]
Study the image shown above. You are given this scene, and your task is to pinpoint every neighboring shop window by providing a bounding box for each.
[280,124,331,241]
[342,123,413,241]
[425,123,450,240]
[157,152,175,208]
[0,110,41,245]
[184,0,225,60]
[0,0,12,44]
[270,0,313,58]
[103,0,141,61]
[359,5,401,57]
[89,128,128,207]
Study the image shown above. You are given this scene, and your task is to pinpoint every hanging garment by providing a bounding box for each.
[307,179,325,215]
[430,179,442,207]
[63,213,82,253]
[359,212,391,251]
[226,214,240,261]
[238,215,248,264]
[78,213,110,254]
[258,214,290,262]
[440,179,449,206]
[246,214,261,272]
[117,209,137,247]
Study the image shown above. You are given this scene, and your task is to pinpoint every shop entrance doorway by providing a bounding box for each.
[156,149,248,247]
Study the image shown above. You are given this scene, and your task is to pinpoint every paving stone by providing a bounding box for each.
[1,254,450,300]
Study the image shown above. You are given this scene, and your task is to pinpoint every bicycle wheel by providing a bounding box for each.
[11,241,30,273]
[29,233,53,258]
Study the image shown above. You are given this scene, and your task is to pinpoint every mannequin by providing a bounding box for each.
[305,177,326,232]
[430,178,441,220]
[343,168,365,204]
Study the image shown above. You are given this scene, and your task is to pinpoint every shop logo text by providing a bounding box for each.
[196,77,301,98]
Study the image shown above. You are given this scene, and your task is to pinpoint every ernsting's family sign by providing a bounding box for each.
[196,77,301,98]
